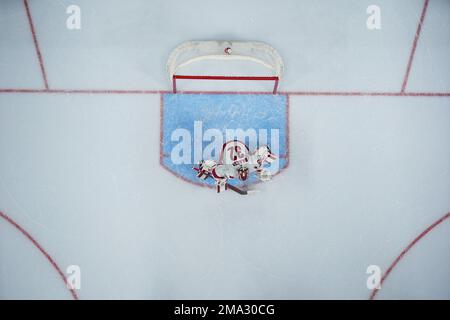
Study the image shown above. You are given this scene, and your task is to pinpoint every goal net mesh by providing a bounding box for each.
[166,41,284,92]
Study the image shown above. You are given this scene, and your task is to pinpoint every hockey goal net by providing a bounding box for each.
[166,41,284,94]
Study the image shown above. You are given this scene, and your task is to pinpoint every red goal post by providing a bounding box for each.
[172,75,280,94]
[167,41,284,94]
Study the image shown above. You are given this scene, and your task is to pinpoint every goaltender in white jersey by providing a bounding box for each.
[194,140,277,193]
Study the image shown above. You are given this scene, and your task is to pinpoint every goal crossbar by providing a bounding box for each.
[172,75,280,94]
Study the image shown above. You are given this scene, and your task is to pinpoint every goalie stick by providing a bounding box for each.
[225,182,253,195]
[192,167,255,195]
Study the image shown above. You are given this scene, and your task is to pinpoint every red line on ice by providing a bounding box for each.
[285,91,450,97]
[0,89,449,96]
[23,0,49,90]
[401,0,429,93]
[0,210,79,300]
[370,211,450,300]
[0,88,162,94]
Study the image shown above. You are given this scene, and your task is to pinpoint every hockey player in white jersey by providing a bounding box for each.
[194,140,277,194]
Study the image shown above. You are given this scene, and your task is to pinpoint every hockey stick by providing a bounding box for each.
[225,182,249,195]
[193,167,252,196]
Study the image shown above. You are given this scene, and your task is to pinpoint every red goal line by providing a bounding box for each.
[172,75,280,94]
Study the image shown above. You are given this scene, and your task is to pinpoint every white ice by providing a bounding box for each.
[0,0,449,299]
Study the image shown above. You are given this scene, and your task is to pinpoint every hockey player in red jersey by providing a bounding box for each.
[194,140,277,194]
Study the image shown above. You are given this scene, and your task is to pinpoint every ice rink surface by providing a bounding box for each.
[0,0,449,299]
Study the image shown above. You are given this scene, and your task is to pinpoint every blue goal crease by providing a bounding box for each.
[161,93,288,187]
